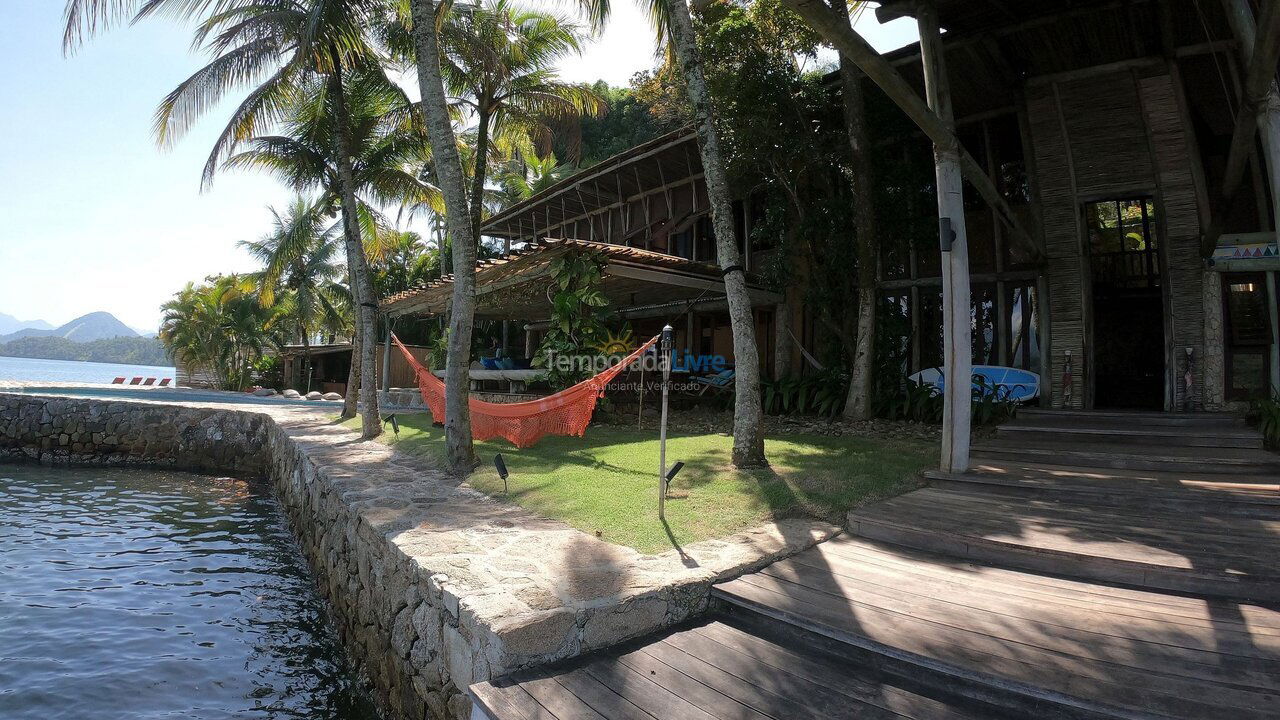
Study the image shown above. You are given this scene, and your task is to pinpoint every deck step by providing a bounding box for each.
[1013,409,1247,429]
[713,535,1280,720]
[845,486,1280,601]
[995,424,1264,449]
[970,442,1280,475]
[922,469,1280,517]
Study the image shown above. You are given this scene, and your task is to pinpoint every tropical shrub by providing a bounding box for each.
[1247,390,1280,450]
[159,276,281,391]
[872,374,1020,426]
[533,249,617,388]
[762,370,849,417]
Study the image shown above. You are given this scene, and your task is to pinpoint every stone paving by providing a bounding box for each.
[0,383,839,719]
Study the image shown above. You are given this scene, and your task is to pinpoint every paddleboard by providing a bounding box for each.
[907,365,1040,402]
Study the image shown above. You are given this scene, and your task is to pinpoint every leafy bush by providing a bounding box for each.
[1247,390,1280,450]
[762,370,849,417]
[873,373,1020,426]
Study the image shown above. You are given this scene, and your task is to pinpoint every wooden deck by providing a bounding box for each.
[716,535,1280,720]
[470,412,1280,719]
[470,616,989,720]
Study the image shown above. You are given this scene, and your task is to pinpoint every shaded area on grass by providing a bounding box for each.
[351,415,935,554]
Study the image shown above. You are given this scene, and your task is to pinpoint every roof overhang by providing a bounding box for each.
[382,238,782,320]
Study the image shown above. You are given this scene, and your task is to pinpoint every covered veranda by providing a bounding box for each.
[380,238,783,395]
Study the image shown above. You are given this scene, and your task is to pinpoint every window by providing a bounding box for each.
[1006,283,1041,371]
[1085,198,1161,289]
[1223,273,1273,400]
[971,284,998,365]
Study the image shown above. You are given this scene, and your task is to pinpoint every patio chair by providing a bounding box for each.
[693,368,735,396]
[129,377,143,385]
[142,378,156,386]
[111,377,126,384]
[158,378,171,387]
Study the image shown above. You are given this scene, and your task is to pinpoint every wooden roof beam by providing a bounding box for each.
[781,0,1044,263]
[1202,0,1280,256]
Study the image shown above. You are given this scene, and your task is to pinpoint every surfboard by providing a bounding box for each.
[907,365,1040,403]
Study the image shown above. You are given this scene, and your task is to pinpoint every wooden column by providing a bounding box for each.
[919,3,972,473]
[1222,0,1280,236]
[1269,272,1280,393]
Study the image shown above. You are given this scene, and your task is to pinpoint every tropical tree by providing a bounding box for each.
[440,1,604,241]
[159,275,281,391]
[238,196,348,393]
[368,227,441,297]
[653,0,770,466]
[404,0,485,473]
[64,0,388,439]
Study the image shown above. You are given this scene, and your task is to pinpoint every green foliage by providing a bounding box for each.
[559,80,683,168]
[874,376,1021,426]
[533,249,615,388]
[251,354,284,390]
[1247,390,1280,450]
[159,276,283,391]
[0,335,170,366]
[761,370,850,418]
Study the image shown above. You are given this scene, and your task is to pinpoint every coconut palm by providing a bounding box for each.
[239,197,348,393]
[160,275,280,391]
[64,0,389,439]
[440,1,604,241]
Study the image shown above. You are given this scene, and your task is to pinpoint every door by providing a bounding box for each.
[1085,198,1166,410]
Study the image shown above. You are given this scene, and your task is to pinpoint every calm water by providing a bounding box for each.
[0,355,176,384]
[0,465,379,720]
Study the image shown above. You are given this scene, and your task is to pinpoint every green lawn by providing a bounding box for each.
[349,415,935,554]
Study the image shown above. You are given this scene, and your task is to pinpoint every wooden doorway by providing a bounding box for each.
[1084,198,1166,410]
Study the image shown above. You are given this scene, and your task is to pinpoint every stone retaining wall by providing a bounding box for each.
[0,390,837,720]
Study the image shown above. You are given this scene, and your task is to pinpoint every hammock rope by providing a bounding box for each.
[392,333,660,448]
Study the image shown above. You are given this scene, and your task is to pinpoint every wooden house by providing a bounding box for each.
[384,0,1280,412]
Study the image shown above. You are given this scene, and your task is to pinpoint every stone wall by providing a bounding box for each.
[0,393,271,475]
[0,391,835,720]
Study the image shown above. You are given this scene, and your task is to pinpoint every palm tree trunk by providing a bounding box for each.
[342,321,361,419]
[301,328,313,393]
[665,0,767,467]
[411,0,478,472]
[469,110,491,244]
[328,64,381,439]
[833,0,878,421]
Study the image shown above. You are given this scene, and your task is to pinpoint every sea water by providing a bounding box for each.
[0,465,377,719]
[0,356,176,384]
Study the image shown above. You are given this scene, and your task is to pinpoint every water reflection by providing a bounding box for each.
[0,465,378,720]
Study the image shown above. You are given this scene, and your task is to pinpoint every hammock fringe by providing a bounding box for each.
[391,334,659,448]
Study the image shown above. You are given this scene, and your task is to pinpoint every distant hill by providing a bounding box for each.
[0,312,53,336]
[0,311,138,344]
[0,335,171,367]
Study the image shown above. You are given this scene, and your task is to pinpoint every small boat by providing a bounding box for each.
[908,365,1040,403]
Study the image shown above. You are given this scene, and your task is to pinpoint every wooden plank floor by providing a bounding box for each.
[469,617,989,720]
[847,483,1280,598]
[715,535,1280,720]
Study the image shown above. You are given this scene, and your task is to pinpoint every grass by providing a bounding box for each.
[348,415,935,554]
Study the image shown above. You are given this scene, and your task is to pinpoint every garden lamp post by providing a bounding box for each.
[658,324,673,520]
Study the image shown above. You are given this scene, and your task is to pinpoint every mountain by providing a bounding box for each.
[0,311,139,344]
[0,312,53,336]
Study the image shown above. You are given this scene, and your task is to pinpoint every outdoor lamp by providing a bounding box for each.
[494,453,509,494]
[384,413,400,434]
[665,462,684,482]
[661,324,673,356]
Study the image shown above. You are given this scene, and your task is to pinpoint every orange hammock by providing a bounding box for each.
[392,333,659,448]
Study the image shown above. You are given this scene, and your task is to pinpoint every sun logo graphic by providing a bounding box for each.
[591,328,636,356]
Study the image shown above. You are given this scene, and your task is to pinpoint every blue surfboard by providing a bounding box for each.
[908,365,1040,403]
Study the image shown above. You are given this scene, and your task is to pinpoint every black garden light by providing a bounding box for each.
[494,453,509,494]
[384,414,400,434]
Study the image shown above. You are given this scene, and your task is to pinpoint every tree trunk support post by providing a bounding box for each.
[1221,0,1280,241]
[918,2,972,473]
[382,320,392,393]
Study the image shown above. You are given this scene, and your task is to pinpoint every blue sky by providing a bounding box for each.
[0,3,916,333]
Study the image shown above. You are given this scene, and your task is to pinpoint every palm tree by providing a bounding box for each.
[64,0,388,439]
[440,1,604,242]
[160,275,280,391]
[239,197,348,392]
[404,0,485,472]
[652,0,769,466]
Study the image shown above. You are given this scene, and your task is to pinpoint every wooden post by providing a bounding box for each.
[918,3,972,473]
[1221,0,1280,238]
[1203,0,1280,253]
[658,325,674,520]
